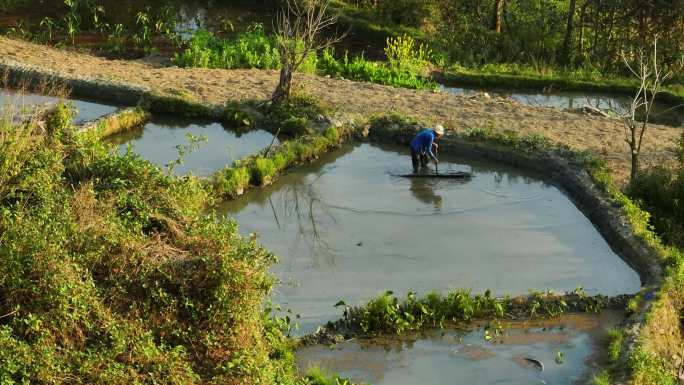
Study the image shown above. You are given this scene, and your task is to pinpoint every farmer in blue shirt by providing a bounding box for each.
[410,125,444,173]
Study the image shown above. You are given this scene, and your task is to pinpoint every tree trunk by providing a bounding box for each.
[559,0,577,64]
[272,66,293,103]
[631,148,639,183]
[492,0,504,33]
[577,3,587,65]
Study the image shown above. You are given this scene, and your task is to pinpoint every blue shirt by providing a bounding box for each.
[410,129,437,160]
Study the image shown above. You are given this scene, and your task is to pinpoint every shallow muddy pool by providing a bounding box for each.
[442,86,684,127]
[218,143,640,332]
[0,88,120,124]
[109,115,276,176]
[298,312,621,385]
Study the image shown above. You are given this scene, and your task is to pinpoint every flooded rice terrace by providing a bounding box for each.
[1,88,120,124]
[109,115,276,176]
[298,312,622,385]
[218,143,641,333]
[443,85,684,127]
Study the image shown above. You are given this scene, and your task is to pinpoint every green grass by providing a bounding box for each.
[607,327,624,364]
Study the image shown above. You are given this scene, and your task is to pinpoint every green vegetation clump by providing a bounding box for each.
[591,370,612,385]
[262,94,328,136]
[318,36,435,90]
[214,165,251,198]
[334,289,607,336]
[250,157,277,186]
[222,101,255,128]
[175,24,281,70]
[629,133,684,247]
[318,49,435,89]
[92,106,151,137]
[304,367,361,385]
[607,327,625,364]
[0,102,307,384]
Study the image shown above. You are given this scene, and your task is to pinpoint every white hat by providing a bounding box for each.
[434,124,445,135]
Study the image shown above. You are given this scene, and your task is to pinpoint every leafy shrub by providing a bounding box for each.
[629,160,684,247]
[262,94,327,136]
[46,101,76,136]
[0,101,293,384]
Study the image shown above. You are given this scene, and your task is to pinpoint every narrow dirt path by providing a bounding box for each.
[0,36,680,184]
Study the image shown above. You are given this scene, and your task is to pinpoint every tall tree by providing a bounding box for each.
[559,0,578,64]
[492,0,504,33]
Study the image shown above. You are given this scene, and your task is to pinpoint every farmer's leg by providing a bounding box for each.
[420,151,430,168]
[411,150,420,173]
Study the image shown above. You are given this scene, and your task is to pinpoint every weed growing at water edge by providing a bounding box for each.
[250,157,277,186]
[607,327,624,364]
[592,370,612,385]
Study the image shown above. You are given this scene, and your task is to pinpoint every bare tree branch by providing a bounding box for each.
[620,35,677,183]
[271,0,348,103]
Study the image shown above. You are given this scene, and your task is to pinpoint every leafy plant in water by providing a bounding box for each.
[555,350,565,364]
[165,132,207,175]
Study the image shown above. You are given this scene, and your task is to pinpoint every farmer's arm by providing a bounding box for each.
[427,135,438,162]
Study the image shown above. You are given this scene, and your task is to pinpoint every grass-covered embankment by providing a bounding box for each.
[0,101,307,384]
[211,95,355,199]
[79,106,151,136]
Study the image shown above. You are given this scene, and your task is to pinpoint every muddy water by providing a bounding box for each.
[109,115,276,177]
[0,88,120,124]
[298,312,621,385]
[442,86,684,127]
[218,143,640,332]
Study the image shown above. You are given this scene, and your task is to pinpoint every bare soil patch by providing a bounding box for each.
[1,36,680,185]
